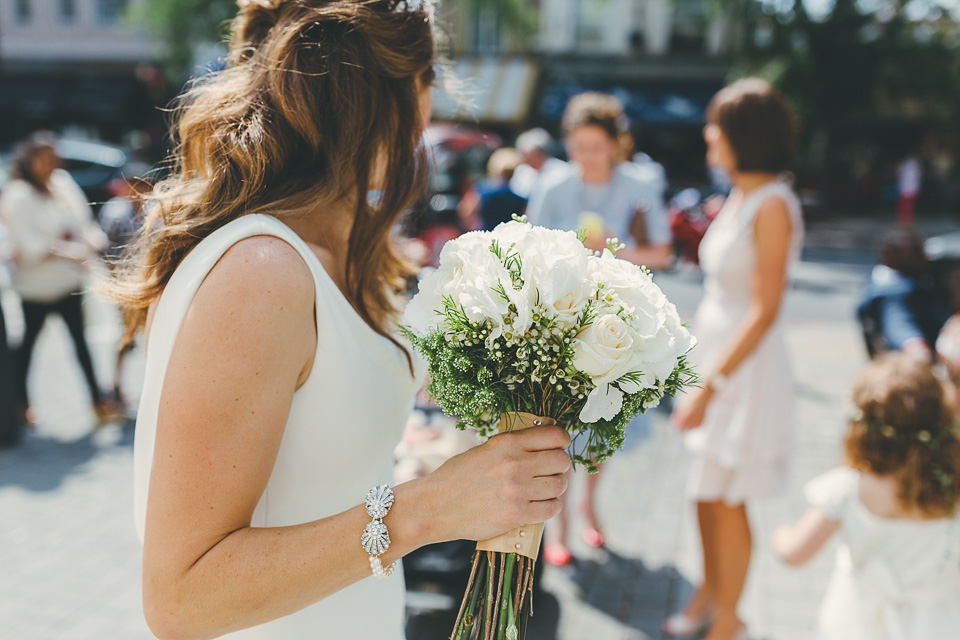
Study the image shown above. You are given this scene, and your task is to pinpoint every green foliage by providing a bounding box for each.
[137,0,238,77]
[443,0,539,42]
[733,0,960,127]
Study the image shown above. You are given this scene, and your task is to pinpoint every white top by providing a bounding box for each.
[525,162,671,247]
[897,158,922,196]
[509,157,567,199]
[134,214,423,639]
[684,181,804,501]
[806,467,960,640]
[0,171,107,302]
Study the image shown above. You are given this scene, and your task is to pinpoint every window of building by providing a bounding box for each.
[574,0,608,51]
[15,0,31,24]
[672,0,709,53]
[474,7,501,54]
[59,0,77,23]
[96,0,129,25]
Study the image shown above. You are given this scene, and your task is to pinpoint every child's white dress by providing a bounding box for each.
[805,467,960,640]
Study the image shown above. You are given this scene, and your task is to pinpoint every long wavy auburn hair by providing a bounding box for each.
[108,0,436,366]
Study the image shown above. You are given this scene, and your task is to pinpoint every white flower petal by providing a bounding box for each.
[579,385,625,423]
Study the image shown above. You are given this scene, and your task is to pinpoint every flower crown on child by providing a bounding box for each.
[850,408,959,498]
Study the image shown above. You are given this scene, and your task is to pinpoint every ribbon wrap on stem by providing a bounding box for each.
[475,412,552,560]
[450,412,554,640]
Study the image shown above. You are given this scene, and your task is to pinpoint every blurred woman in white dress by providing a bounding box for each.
[667,78,803,640]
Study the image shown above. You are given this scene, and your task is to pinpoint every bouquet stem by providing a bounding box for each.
[450,413,551,640]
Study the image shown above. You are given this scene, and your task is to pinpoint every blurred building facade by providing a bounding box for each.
[0,0,166,150]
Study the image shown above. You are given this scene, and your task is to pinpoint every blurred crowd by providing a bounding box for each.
[2,79,959,640]
[394,81,960,640]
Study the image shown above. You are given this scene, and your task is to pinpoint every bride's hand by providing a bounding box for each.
[417,425,571,543]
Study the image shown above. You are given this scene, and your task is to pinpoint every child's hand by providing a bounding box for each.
[772,507,839,567]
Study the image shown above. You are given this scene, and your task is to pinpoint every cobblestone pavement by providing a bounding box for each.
[0,248,872,639]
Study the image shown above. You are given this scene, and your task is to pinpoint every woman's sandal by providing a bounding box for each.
[580,526,605,548]
[543,544,573,567]
[661,611,713,637]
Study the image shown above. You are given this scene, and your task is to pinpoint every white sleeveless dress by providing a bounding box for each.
[684,181,804,504]
[806,467,960,640]
[133,214,423,638]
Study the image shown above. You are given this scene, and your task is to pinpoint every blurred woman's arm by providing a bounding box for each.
[673,197,793,430]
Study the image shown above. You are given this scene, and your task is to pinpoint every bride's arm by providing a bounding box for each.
[143,237,570,640]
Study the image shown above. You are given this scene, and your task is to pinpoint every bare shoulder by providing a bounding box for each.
[184,234,316,361]
[754,194,793,240]
[755,193,791,219]
[210,234,314,296]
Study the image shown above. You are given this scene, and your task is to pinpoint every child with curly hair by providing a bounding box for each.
[773,353,960,640]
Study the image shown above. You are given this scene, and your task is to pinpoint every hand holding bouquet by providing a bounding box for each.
[402,218,696,639]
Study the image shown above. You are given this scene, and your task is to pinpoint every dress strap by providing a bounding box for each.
[742,181,802,225]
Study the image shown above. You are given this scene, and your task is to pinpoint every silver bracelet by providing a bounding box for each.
[361,485,396,579]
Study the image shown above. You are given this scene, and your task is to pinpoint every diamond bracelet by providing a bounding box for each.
[361,485,396,579]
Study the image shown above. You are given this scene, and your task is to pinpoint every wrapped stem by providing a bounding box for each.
[450,413,551,640]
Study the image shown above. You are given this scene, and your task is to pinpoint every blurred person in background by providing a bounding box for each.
[99,163,155,411]
[937,314,960,397]
[857,228,949,361]
[0,221,18,447]
[473,147,526,230]
[669,79,804,640]
[527,92,672,567]
[773,354,960,640]
[509,127,566,199]
[896,152,922,226]
[526,92,672,270]
[0,132,118,427]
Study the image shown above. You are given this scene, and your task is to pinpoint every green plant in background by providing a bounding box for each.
[729,0,960,202]
[137,0,239,78]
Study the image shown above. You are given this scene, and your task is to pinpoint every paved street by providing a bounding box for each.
[0,223,908,639]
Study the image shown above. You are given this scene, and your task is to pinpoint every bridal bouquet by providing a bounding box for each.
[402,218,696,640]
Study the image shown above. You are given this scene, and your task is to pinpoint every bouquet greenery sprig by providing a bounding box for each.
[401,218,697,640]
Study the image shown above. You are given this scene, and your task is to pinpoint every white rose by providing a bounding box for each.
[588,249,654,291]
[579,384,624,423]
[488,220,533,250]
[403,231,516,342]
[403,266,450,335]
[550,288,592,325]
[517,227,593,326]
[663,302,697,357]
[573,313,636,384]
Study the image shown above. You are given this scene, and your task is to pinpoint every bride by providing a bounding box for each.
[109,1,570,638]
